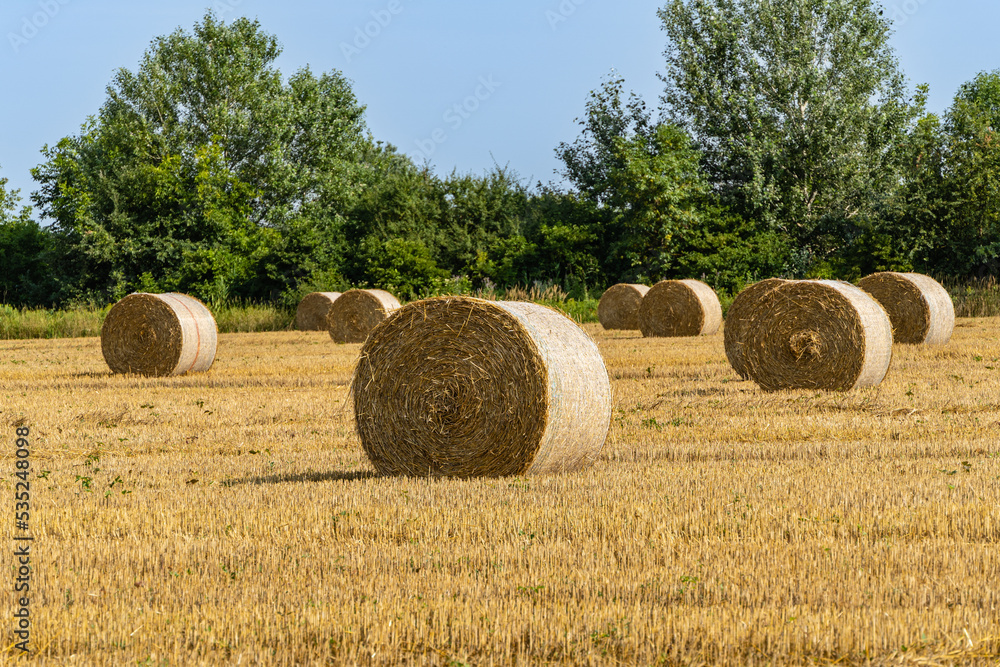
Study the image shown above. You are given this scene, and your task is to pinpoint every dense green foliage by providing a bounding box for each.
[866,72,1000,279]
[2,6,999,313]
[30,14,377,306]
[659,0,916,275]
[0,171,53,306]
[554,77,788,293]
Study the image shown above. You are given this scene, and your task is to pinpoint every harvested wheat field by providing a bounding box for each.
[1,319,999,665]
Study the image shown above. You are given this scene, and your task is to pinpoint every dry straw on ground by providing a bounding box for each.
[5,322,1000,664]
[100,292,217,376]
[724,278,790,379]
[294,292,342,331]
[353,296,612,477]
[327,289,401,344]
[742,280,892,391]
[638,279,722,338]
[858,272,955,345]
[597,283,650,330]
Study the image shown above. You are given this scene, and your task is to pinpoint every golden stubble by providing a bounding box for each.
[1,322,998,665]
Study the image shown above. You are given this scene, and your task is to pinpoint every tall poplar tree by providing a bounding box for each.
[659,0,917,273]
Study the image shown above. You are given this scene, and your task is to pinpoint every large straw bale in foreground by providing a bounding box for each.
[328,289,401,344]
[295,292,342,331]
[598,283,650,330]
[724,278,790,379]
[857,272,954,345]
[638,279,722,337]
[353,296,612,477]
[101,293,217,376]
[743,280,892,392]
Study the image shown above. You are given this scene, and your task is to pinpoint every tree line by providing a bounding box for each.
[2,3,999,309]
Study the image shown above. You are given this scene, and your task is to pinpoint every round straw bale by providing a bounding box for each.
[724,278,790,379]
[353,296,612,478]
[598,283,650,330]
[101,292,217,376]
[638,279,722,337]
[295,292,342,331]
[327,289,401,344]
[857,272,954,345]
[742,280,892,392]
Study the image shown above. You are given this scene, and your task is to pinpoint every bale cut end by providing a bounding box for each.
[742,280,892,392]
[724,278,790,379]
[295,292,342,331]
[857,272,954,345]
[598,283,650,330]
[101,292,218,377]
[638,279,722,337]
[353,296,611,478]
[328,289,401,344]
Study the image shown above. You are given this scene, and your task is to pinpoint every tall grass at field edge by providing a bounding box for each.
[938,275,1000,318]
[0,292,600,340]
[0,304,108,339]
[0,302,296,340]
[5,276,997,340]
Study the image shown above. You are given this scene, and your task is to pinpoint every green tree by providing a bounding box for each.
[554,74,785,289]
[357,237,450,300]
[473,187,604,292]
[606,123,788,291]
[31,12,374,304]
[552,75,659,283]
[858,85,943,275]
[555,75,654,206]
[933,71,1000,275]
[0,168,54,306]
[603,123,714,281]
[659,0,916,273]
[344,160,531,292]
[437,166,529,275]
[0,168,30,226]
[341,153,446,290]
[873,72,1000,278]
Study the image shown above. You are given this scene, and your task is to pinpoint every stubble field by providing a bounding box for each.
[2,319,999,665]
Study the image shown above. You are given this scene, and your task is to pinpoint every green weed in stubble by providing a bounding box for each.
[105,475,130,498]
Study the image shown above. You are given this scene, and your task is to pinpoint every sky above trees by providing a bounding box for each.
[1,0,998,207]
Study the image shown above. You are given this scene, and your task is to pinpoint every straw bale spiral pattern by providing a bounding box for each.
[638,279,722,337]
[295,292,342,331]
[101,292,218,377]
[353,296,612,478]
[328,289,401,344]
[857,272,954,345]
[598,283,650,330]
[742,280,892,392]
[724,278,790,379]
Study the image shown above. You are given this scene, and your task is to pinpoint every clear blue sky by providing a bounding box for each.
[1,0,998,216]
